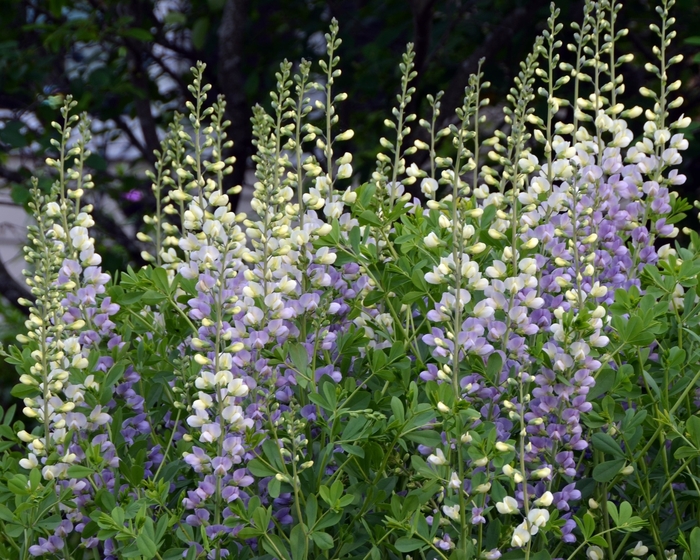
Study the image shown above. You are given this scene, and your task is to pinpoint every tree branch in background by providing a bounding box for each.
[411,0,438,77]
[217,0,252,211]
[116,116,153,164]
[128,59,161,165]
[439,5,534,126]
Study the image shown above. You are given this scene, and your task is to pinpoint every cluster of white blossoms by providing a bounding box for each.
[494,494,553,547]
[15,105,121,485]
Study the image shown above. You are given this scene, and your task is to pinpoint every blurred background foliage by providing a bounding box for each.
[0,0,699,399]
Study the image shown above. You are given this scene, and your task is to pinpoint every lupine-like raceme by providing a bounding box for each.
[407,0,689,554]
[11,103,128,557]
[7,0,695,559]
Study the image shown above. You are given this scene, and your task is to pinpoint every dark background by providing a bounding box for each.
[0,0,699,397]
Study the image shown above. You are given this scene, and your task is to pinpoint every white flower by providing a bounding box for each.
[532,467,552,479]
[511,522,531,547]
[406,163,422,177]
[436,401,450,414]
[424,232,442,248]
[228,378,249,397]
[314,175,331,195]
[534,491,554,507]
[496,496,519,514]
[442,504,460,521]
[46,202,61,217]
[518,258,537,276]
[587,546,605,560]
[425,272,444,285]
[427,449,447,466]
[485,260,507,279]
[337,163,353,179]
[19,453,39,470]
[89,406,110,426]
[629,542,649,557]
[303,188,325,210]
[187,411,207,428]
[316,247,337,265]
[448,472,462,490]
[420,177,439,196]
[193,392,214,410]
[341,188,357,204]
[654,128,670,145]
[527,508,550,534]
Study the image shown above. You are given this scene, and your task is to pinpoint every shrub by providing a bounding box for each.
[1,0,699,559]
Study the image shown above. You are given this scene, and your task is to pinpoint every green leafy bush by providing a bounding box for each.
[1,0,700,559]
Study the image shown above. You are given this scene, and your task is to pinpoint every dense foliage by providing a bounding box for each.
[1,0,700,559]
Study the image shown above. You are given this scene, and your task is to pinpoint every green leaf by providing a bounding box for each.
[151,267,172,294]
[310,531,334,550]
[687,416,700,448]
[349,226,361,254]
[337,494,354,508]
[309,392,332,411]
[591,433,625,459]
[340,443,365,457]
[156,515,169,544]
[7,474,30,495]
[592,459,625,483]
[262,535,291,560]
[690,526,700,560]
[268,476,281,499]
[66,465,96,478]
[315,511,342,530]
[111,506,125,527]
[675,446,698,460]
[587,367,615,400]
[123,28,153,41]
[262,439,285,470]
[289,343,309,373]
[247,458,277,477]
[103,362,126,389]
[394,537,425,552]
[4,524,24,538]
[641,369,660,399]
[0,504,15,523]
[11,383,37,399]
[619,501,632,525]
[290,523,307,560]
[391,396,405,425]
[191,17,210,50]
[485,352,503,384]
[589,535,608,548]
[358,210,383,227]
[305,494,318,527]
[403,430,442,447]
[136,531,158,559]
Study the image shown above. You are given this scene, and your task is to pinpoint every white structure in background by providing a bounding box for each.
[0,191,27,284]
